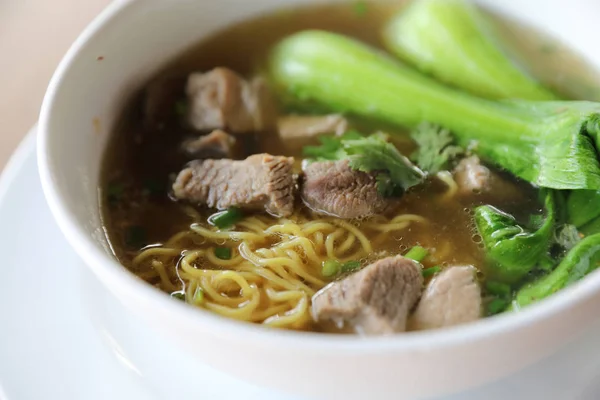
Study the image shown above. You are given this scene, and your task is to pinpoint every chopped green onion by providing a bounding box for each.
[341,260,361,273]
[208,207,244,229]
[174,99,188,116]
[125,225,147,249]
[171,291,185,301]
[214,247,232,260]
[405,246,428,262]
[422,266,441,278]
[322,260,341,277]
[192,287,204,305]
[485,281,512,297]
[487,298,509,316]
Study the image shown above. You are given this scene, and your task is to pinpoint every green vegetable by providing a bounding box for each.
[125,225,147,249]
[474,191,555,283]
[214,247,232,260]
[304,131,363,161]
[208,207,244,229]
[322,260,341,277]
[382,0,557,101]
[171,291,185,301]
[268,30,600,190]
[192,286,204,305]
[410,123,463,174]
[304,132,425,196]
[581,217,600,236]
[486,298,509,316]
[322,259,362,277]
[422,266,441,278]
[567,190,600,228]
[514,233,600,308]
[341,260,361,273]
[485,281,511,297]
[404,245,428,262]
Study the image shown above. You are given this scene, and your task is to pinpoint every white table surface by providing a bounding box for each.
[0,0,111,169]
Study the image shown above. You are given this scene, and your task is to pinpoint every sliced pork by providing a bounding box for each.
[411,266,482,330]
[182,130,237,159]
[172,154,296,217]
[301,159,395,219]
[311,256,423,335]
[186,68,275,134]
[277,114,348,149]
[453,156,522,201]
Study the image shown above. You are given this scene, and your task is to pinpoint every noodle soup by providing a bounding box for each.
[101,1,600,334]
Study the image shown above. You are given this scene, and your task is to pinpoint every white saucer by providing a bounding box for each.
[2,127,600,400]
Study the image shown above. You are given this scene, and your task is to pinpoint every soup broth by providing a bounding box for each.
[101,1,598,333]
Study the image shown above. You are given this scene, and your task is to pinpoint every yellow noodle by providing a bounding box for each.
[132,209,427,330]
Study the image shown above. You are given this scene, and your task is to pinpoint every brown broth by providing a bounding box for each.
[101,1,596,329]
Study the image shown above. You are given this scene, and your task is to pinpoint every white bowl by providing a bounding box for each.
[37,0,600,399]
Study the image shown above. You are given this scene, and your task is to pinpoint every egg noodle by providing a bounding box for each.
[131,210,427,330]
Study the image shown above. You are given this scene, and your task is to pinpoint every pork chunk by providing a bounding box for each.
[311,256,423,335]
[182,130,236,159]
[453,156,522,201]
[186,68,275,134]
[301,159,396,219]
[277,114,348,149]
[411,266,482,330]
[172,154,296,217]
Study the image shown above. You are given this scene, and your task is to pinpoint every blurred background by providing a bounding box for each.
[0,0,110,168]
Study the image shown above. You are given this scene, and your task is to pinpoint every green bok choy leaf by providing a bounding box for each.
[474,191,555,283]
[268,31,600,190]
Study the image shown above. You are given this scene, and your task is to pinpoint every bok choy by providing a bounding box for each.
[268,30,600,190]
[383,0,557,100]
[514,233,600,307]
[474,191,555,283]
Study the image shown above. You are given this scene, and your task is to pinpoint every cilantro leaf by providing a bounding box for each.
[410,123,463,174]
[303,131,362,161]
[303,131,425,196]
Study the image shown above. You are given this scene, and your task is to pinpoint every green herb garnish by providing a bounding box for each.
[404,245,428,262]
[214,247,232,260]
[422,266,441,278]
[304,132,425,197]
[341,260,361,273]
[322,260,341,277]
[208,207,244,229]
[410,123,463,174]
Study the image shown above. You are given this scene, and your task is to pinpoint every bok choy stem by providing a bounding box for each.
[383,0,557,100]
[268,31,600,190]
